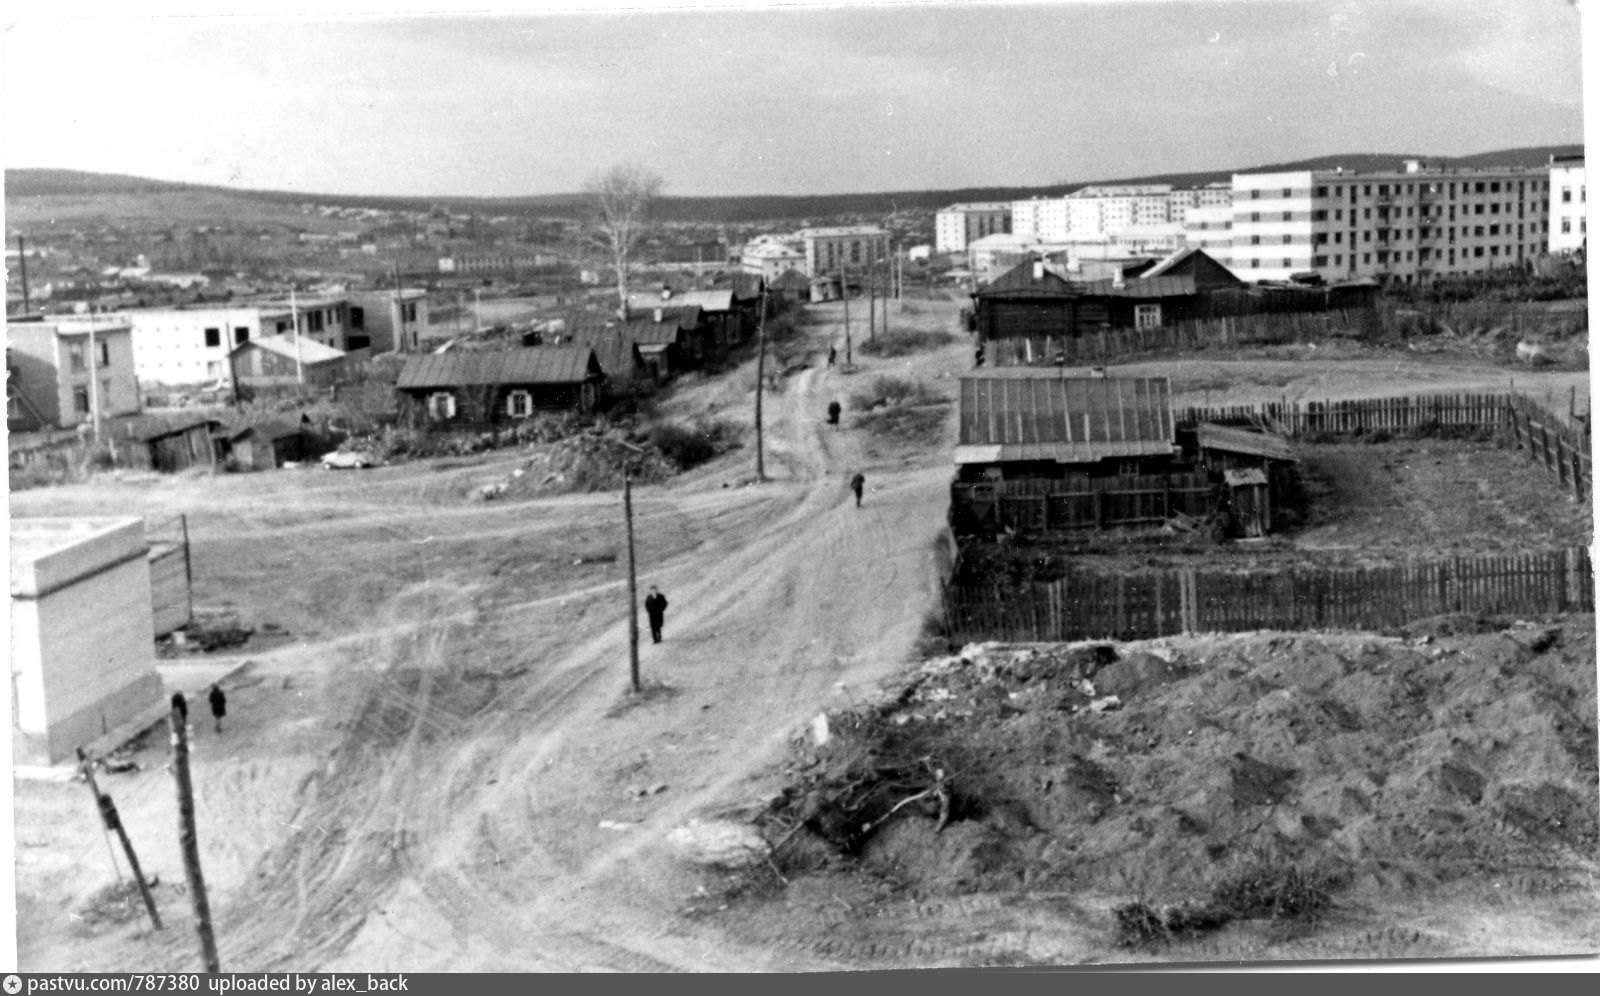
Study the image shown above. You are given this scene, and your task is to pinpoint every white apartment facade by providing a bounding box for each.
[935,202,1011,252]
[796,226,890,277]
[1548,156,1586,255]
[1182,205,1234,265]
[1009,197,1069,241]
[1230,161,1553,284]
[740,240,807,281]
[111,299,353,388]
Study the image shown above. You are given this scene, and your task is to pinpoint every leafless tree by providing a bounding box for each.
[582,163,665,320]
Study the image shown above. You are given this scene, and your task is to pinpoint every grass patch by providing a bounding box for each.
[856,328,956,358]
[848,374,945,412]
[647,416,743,471]
[1113,860,1343,949]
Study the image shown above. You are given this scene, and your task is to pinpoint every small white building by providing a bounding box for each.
[1548,155,1586,255]
[10,517,165,765]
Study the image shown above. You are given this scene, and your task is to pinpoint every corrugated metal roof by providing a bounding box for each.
[235,334,346,364]
[396,347,599,389]
[956,375,1176,465]
[1197,423,1297,463]
[977,260,1080,297]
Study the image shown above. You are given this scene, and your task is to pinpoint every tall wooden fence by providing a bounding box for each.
[944,548,1594,644]
[146,515,194,638]
[1176,391,1590,502]
[951,473,1213,535]
[985,309,1376,367]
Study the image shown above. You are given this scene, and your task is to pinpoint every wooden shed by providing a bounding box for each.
[224,418,311,471]
[1193,422,1298,538]
[131,417,221,473]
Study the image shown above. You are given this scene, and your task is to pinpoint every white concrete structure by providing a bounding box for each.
[935,202,1011,252]
[795,226,890,277]
[1010,197,1070,241]
[1548,156,1586,255]
[1067,185,1174,239]
[1231,160,1554,284]
[10,518,165,765]
[111,300,354,388]
[740,239,806,281]
[1182,205,1235,265]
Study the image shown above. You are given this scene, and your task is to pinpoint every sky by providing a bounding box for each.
[0,0,1588,199]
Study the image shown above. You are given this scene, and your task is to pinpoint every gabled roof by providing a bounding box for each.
[561,328,642,380]
[396,347,601,390]
[1139,247,1246,289]
[231,334,346,364]
[769,269,812,291]
[976,259,1080,298]
[228,418,303,441]
[1072,274,1198,299]
[1196,423,1297,463]
[955,373,1177,465]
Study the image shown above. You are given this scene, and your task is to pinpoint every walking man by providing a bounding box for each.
[827,399,842,427]
[827,344,837,368]
[850,472,865,508]
[208,683,227,734]
[644,585,669,644]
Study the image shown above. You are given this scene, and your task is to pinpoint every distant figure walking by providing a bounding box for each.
[974,344,986,368]
[644,585,669,644]
[171,692,188,725]
[827,399,842,427]
[208,683,227,734]
[850,472,865,508]
[827,344,837,368]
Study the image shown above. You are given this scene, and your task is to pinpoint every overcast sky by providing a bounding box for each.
[1,0,1587,198]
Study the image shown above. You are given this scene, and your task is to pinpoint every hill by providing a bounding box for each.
[5,144,1583,226]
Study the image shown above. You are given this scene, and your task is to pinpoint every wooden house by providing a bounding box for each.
[395,347,604,424]
[223,418,312,471]
[768,269,812,305]
[227,334,354,395]
[955,371,1180,482]
[129,416,222,473]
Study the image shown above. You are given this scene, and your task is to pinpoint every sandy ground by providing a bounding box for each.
[9,296,1594,970]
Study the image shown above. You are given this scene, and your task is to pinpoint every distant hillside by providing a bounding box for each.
[5,144,1583,225]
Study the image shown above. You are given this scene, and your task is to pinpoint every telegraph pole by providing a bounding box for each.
[623,469,641,694]
[170,695,220,972]
[754,286,768,481]
[17,236,31,313]
[841,260,852,367]
[76,748,162,931]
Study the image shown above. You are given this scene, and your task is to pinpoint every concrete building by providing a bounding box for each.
[1182,205,1235,265]
[347,288,432,353]
[796,226,891,278]
[10,517,166,765]
[1230,160,1553,284]
[1010,197,1070,241]
[5,317,141,431]
[1548,155,1586,255]
[110,299,355,388]
[740,240,806,282]
[438,252,557,275]
[1067,185,1175,239]
[935,203,1012,253]
[1167,183,1234,224]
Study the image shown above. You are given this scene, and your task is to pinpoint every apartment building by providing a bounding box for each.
[1010,197,1070,241]
[108,299,354,388]
[1167,182,1233,224]
[1230,160,1552,284]
[1067,185,1174,238]
[6,318,141,430]
[1548,155,1586,255]
[935,203,1012,252]
[1182,205,1234,265]
[740,239,806,281]
[796,226,890,278]
[347,288,432,353]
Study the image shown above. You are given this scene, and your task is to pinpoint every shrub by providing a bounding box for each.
[647,417,742,471]
[849,374,944,412]
[856,328,955,358]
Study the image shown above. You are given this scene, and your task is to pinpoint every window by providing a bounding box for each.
[1335,233,1343,243]
[1475,226,1484,237]
[427,392,457,421]
[1314,186,1328,198]
[1250,212,1261,222]
[68,341,86,372]
[73,386,91,415]
[1562,187,1573,203]
[1363,185,1372,196]
[1250,260,1260,269]
[1282,258,1292,268]
[1334,209,1343,221]
[349,307,366,329]
[1490,182,1501,193]
[307,311,325,332]
[234,327,250,345]
[1475,182,1485,193]
[1134,304,1161,330]
[1474,247,1484,258]
[1489,224,1499,236]
[1281,187,1291,198]
[1282,235,1292,245]
[1250,190,1260,200]
[1364,253,1372,264]
[1282,211,1291,221]
[99,340,110,366]
[1379,185,1388,196]
[402,303,418,323]
[1313,255,1328,267]
[204,327,221,348]
[506,390,533,418]
[1250,235,1261,245]
[1490,203,1500,214]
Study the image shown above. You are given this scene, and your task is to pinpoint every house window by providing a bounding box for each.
[99,340,111,366]
[402,302,418,323]
[1282,211,1291,221]
[234,327,250,345]
[1134,304,1161,330]
[73,386,90,415]
[1282,235,1292,244]
[307,311,325,333]
[100,378,111,404]
[204,327,221,347]
[506,390,533,419]
[427,392,457,421]
[68,341,86,372]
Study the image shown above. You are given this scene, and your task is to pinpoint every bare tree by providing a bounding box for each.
[583,163,665,320]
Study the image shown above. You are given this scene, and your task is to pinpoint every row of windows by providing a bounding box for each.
[202,326,253,348]
[66,340,113,372]
[1258,241,1529,270]
[72,380,114,415]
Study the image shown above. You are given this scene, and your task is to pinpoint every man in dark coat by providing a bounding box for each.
[644,585,669,644]
[827,399,841,427]
[850,472,865,507]
[208,683,227,734]
[827,344,837,367]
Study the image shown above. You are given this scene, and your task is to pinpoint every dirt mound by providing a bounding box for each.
[747,616,1598,952]
[483,428,676,499]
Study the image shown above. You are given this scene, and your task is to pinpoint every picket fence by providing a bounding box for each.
[943,548,1594,644]
[985,310,1375,367]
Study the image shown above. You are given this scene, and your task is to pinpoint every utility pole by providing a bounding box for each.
[623,469,641,694]
[754,286,768,481]
[86,313,102,447]
[841,260,852,367]
[290,288,304,386]
[170,695,220,972]
[18,236,31,314]
[76,747,162,931]
[868,264,877,342]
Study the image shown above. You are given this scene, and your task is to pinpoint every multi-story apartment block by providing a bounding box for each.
[1167,182,1233,224]
[1182,205,1234,265]
[1548,155,1586,255]
[796,226,890,277]
[1230,160,1552,284]
[347,288,432,353]
[108,299,355,388]
[6,317,141,430]
[1067,185,1174,239]
[1009,197,1070,241]
[935,203,1012,253]
[740,239,807,282]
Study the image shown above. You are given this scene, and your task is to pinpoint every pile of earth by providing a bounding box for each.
[480,426,677,499]
[749,614,1597,938]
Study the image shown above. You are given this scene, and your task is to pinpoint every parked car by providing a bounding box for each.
[321,449,376,470]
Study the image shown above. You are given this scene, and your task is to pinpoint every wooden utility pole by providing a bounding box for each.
[76,748,162,931]
[841,261,853,366]
[170,696,220,972]
[623,470,641,694]
[868,266,877,342]
[754,287,768,481]
[17,236,31,313]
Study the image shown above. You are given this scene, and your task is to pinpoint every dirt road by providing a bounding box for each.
[11,307,1590,970]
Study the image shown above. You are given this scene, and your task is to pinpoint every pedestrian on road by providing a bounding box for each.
[644,585,669,644]
[850,472,865,508]
[171,692,188,725]
[827,399,842,427]
[208,683,227,734]
[827,344,837,368]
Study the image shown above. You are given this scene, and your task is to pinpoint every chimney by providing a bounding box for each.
[654,307,663,323]
[1112,266,1126,289]
[1403,159,1426,174]
[1032,259,1044,281]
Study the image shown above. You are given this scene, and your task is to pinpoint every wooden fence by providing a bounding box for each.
[985,310,1376,367]
[1177,391,1590,502]
[951,473,1214,535]
[944,548,1594,644]
[146,514,194,638]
